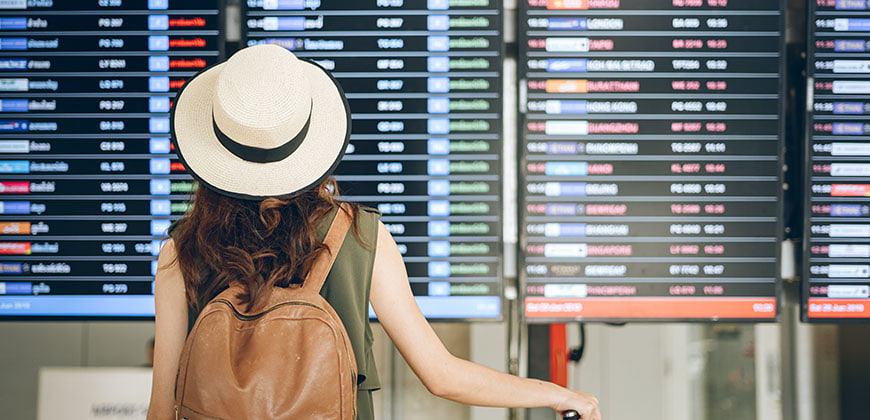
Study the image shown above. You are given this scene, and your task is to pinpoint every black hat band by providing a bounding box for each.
[211,101,312,164]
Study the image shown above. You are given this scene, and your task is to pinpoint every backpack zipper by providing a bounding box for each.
[212,298,324,320]
[212,298,359,418]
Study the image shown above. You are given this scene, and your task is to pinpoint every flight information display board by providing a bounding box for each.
[245,0,503,319]
[0,0,222,318]
[805,0,870,321]
[519,0,783,321]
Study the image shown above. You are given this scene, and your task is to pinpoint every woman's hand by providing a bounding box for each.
[553,390,601,420]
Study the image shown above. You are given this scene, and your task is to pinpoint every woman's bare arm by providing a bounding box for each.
[146,239,188,420]
[369,222,601,420]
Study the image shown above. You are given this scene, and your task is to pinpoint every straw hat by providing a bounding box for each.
[170,44,351,200]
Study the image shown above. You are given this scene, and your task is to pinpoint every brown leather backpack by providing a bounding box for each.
[173,205,358,419]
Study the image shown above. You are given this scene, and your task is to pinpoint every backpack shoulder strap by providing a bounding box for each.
[302,202,353,293]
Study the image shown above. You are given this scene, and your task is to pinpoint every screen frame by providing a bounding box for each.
[239,1,508,323]
[0,0,226,321]
[801,0,870,324]
[516,0,786,323]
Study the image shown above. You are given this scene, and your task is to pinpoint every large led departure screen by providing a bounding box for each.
[245,0,503,320]
[519,0,783,321]
[804,0,870,321]
[0,1,222,318]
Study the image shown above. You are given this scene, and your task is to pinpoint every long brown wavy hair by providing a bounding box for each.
[169,177,357,312]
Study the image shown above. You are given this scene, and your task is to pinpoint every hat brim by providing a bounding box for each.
[170,58,351,200]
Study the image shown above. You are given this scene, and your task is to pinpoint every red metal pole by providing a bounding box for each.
[549,323,568,387]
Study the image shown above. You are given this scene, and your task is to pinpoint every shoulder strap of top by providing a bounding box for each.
[302,202,353,293]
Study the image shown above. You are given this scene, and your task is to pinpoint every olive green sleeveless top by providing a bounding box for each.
[173,205,381,419]
[314,205,381,392]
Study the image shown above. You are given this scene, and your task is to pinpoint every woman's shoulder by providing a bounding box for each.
[318,203,380,242]
[356,205,381,218]
[353,205,381,239]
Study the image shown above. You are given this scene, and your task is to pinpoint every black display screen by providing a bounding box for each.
[804,0,870,322]
[518,0,783,321]
[0,0,222,318]
[244,0,504,320]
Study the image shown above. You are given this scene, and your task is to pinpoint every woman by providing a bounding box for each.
[147,44,601,420]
